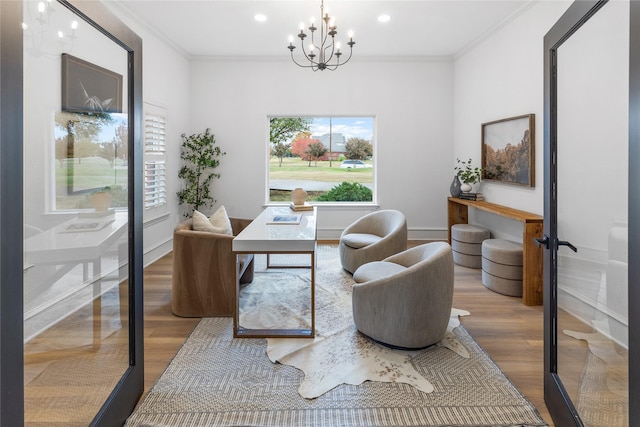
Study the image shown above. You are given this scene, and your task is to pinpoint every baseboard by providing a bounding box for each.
[143,238,173,268]
[317,227,447,241]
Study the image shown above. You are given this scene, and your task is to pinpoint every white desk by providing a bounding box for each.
[233,206,317,338]
[24,211,128,282]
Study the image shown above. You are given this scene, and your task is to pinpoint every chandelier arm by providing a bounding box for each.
[322,37,336,65]
[290,51,321,69]
[324,52,343,71]
[308,29,323,60]
[298,44,321,66]
[337,48,354,66]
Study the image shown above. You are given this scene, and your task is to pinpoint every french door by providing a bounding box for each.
[543,0,639,425]
[1,1,143,425]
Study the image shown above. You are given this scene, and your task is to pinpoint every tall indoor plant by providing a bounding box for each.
[177,128,226,217]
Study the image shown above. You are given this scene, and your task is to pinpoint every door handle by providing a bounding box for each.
[535,234,549,249]
[557,240,578,252]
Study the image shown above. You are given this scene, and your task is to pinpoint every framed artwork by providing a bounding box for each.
[481,114,535,187]
[61,54,123,113]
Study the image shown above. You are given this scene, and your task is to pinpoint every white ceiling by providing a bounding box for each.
[110,0,534,58]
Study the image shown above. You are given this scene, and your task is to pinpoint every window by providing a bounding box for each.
[144,104,167,211]
[268,116,375,203]
[53,111,128,211]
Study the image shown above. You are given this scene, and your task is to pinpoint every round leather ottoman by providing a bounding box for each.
[481,239,523,297]
[451,224,490,268]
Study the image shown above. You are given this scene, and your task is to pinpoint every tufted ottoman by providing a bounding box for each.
[451,224,490,268]
[481,239,523,297]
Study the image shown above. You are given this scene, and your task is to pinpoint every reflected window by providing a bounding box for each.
[54,111,128,210]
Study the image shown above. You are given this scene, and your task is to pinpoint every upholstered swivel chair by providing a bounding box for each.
[351,242,454,349]
[339,209,407,274]
[171,217,254,317]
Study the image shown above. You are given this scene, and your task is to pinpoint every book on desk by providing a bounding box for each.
[458,192,484,201]
[267,214,302,224]
[289,202,314,212]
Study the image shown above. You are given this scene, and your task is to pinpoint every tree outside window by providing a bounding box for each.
[268,116,375,203]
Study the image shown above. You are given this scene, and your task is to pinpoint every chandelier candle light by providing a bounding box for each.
[288,0,355,71]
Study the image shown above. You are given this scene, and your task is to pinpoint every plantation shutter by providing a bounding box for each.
[144,105,167,210]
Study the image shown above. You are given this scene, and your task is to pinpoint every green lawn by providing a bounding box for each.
[56,156,373,208]
[269,157,373,202]
[269,157,373,183]
[55,157,128,209]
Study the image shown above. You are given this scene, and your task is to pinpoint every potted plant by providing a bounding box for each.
[454,158,482,192]
[177,128,226,217]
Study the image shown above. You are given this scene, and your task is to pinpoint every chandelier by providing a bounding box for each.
[287,0,355,71]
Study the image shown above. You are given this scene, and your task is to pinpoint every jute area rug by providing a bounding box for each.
[126,245,547,427]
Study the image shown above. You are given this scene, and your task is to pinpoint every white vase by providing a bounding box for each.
[460,183,472,193]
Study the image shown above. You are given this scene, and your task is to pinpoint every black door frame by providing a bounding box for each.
[0,1,144,425]
[0,2,27,425]
[543,0,639,425]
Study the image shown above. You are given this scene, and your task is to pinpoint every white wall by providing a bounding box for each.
[188,58,454,240]
[104,5,192,264]
[453,1,571,241]
[22,2,191,266]
[26,0,578,257]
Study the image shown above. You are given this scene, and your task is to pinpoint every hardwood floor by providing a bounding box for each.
[23,243,554,425]
[141,247,554,426]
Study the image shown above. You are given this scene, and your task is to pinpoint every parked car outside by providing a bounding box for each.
[340,160,372,169]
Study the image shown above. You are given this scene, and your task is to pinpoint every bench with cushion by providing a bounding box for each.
[481,238,523,297]
[451,223,490,268]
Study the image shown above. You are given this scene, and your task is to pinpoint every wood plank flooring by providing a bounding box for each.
[451,263,551,425]
[142,247,554,425]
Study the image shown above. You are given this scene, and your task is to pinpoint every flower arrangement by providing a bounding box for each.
[454,158,482,184]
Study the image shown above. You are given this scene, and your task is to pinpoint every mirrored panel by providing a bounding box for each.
[556,1,629,425]
[22,0,130,424]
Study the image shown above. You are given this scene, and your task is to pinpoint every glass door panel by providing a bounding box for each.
[22,1,130,424]
[555,1,629,425]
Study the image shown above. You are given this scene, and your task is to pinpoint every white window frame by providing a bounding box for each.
[143,103,168,217]
[267,115,377,206]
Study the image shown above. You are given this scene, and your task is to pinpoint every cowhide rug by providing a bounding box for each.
[238,250,469,399]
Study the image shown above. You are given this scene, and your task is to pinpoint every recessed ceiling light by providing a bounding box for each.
[254,14,267,22]
[378,14,391,23]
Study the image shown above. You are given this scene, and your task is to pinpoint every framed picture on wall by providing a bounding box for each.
[481,114,535,187]
[61,54,123,114]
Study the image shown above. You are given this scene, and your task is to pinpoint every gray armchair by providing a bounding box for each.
[351,242,454,349]
[339,209,407,274]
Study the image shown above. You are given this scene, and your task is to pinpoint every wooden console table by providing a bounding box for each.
[447,197,544,306]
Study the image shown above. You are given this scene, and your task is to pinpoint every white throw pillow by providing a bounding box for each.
[209,205,233,235]
[192,206,233,235]
[192,209,215,232]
